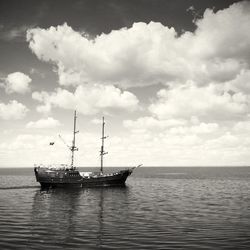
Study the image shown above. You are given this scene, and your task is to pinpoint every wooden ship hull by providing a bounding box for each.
[34,167,134,188]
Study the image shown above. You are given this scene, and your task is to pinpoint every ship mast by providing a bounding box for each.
[100,117,108,174]
[70,110,78,169]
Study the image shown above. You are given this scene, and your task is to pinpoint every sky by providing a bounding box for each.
[0,0,250,167]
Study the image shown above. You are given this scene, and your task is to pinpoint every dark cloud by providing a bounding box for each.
[0,25,35,42]
[0,0,243,36]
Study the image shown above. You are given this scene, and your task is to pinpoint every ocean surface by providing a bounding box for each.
[1,167,250,249]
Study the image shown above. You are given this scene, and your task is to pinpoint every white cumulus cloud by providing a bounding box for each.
[32,84,139,115]
[0,100,29,120]
[123,116,187,131]
[149,82,249,121]
[169,122,219,135]
[26,117,62,129]
[26,1,250,88]
[4,72,31,94]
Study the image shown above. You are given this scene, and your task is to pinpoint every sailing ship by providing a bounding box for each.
[34,111,141,188]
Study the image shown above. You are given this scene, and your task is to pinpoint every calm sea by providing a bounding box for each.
[1,167,250,249]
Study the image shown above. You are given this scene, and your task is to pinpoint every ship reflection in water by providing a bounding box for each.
[31,187,129,249]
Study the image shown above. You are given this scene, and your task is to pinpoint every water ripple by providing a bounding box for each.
[1,167,250,249]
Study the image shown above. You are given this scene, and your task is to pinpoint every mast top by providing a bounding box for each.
[70,110,78,169]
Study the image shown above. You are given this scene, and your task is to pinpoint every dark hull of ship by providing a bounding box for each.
[34,167,132,189]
